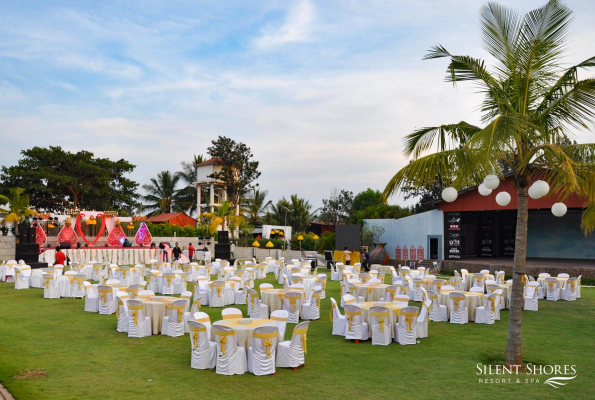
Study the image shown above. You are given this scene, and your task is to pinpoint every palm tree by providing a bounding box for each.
[243,187,272,225]
[176,154,206,216]
[0,188,37,236]
[381,1,595,368]
[203,200,246,235]
[266,195,318,233]
[141,171,185,217]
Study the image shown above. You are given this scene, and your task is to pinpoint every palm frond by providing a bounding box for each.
[480,2,521,72]
[403,121,481,158]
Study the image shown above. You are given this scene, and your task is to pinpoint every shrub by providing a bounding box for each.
[290,233,317,251]
[316,231,335,254]
[145,222,213,238]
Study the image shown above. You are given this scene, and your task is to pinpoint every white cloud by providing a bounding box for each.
[251,0,315,49]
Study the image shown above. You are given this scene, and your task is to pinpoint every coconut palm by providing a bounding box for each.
[381,1,595,368]
[0,188,37,236]
[176,154,206,216]
[243,187,272,225]
[203,200,246,235]
[140,171,186,217]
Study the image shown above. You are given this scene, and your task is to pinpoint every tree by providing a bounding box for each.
[243,187,272,225]
[203,200,246,236]
[0,188,37,236]
[0,146,139,213]
[352,188,382,212]
[351,203,411,225]
[140,171,186,217]
[175,154,206,216]
[265,195,318,233]
[207,137,261,209]
[319,188,353,223]
[402,176,442,214]
[381,1,595,368]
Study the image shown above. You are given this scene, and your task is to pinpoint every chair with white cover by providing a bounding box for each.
[331,262,341,281]
[188,321,217,370]
[496,271,505,284]
[431,279,445,295]
[493,289,503,320]
[212,325,247,375]
[545,277,560,301]
[230,276,245,305]
[53,265,64,278]
[138,289,155,299]
[562,277,578,301]
[342,294,357,307]
[276,321,309,370]
[83,282,98,312]
[469,287,484,294]
[270,309,289,340]
[119,266,131,286]
[557,273,570,278]
[395,306,419,345]
[146,272,159,293]
[173,271,188,295]
[193,312,212,337]
[195,276,210,305]
[98,285,118,315]
[248,326,279,376]
[480,269,490,274]
[283,291,303,324]
[127,300,152,338]
[247,289,269,319]
[126,284,141,300]
[379,285,399,302]
[161,273,175,295]
[222,307,243,320]
[393,295,410,307]
[314,274,327,299]
[448,292,468,324]
[523,282,539,311]
[71,275,87,298]
[92,264,103,281]
[472,274,486,292]
[475,294,497,324]
[162,299,190,337]
[369,306,391,346]
[259,283,274,292]
[484,284,500,303]
[344,304,369,343]
[42,274,60,299]
[329,298,346,336]
[14,267,30,290]
[576,275,582,299]
[301,290,321,321]
[209,281,226,308]
[427,290,447,322]
[347,283,364,303]
[116,296,129,333]
[416,299,431,339]
[411,278,424,301]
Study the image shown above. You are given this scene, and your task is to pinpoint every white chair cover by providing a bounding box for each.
[209,280,226,308]
[83,282,98,312]
[475,294,497,324]
[270,310,289,341]
[545,278,560,301]
[161,299,189,337]
[523,283,539,311]
[97,285,117,315]
[276,321,309,369]
[369,306,391,346]
[189,321,216,370]
[116,296,129,333]
[344,304,369,342]
[127,300,152,338]
[416,299,431,338]
[395,306,419,345]
[283,291,303,324]
[213,325,247,375]
[71,275,87,298]
[449,292,469,324]
[562,278,577,301]
[329,298,346,336]
[248,326,279,376]
[301,290,321,321]
[42,274,60,299]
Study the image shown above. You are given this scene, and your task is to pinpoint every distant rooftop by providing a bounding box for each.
[195,157,222,167]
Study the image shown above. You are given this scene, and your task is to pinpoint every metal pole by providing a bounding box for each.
[284,210,287,250]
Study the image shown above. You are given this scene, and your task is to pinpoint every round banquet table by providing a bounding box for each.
[137,297,179,334]
[261,288,306,313]
[465,274,495,290]
[439,290,485,321]
[537,277,568,289]
[353,283,389,302]
[373,265,392,274]
[356,302,407,338]
[211,318,279,349]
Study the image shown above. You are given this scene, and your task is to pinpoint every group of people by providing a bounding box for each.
[154,242,215,262]
[343,246,371,271]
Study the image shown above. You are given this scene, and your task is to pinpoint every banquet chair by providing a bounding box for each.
[98,285,118,315]
[92,264,103,281]
[117,296,129,333]
[469,287,484,294]
[173,272,187,295]
[412,279,424,301]
[448,292,468,324]
[127,300,152,338]
[562,277,578,301]
[545,278,560,301]
[344,304,368,343]
[105,278,121,287]
[284,291,303,324]
[146,272,159,293]
[138,289,155,299]
[359,273,371,284]
[416,299,431,339]
[472,274,486,292]
[416,267,426,278]
[269,309,289,340]
[390,267,400,285]
[395,306,419,345]
[195,276,210,305]
[190,297,202,315]
[119,266,131,286]
[329,298,346,337]
[276,321,310,370]
[393,295,409,306]
[259,283,274,292]
[492,289,503,320]
[331,262,341,281]
[347,283,364,303]
[14,267,30,290]
[314,275,327,299]
[248,289,269,319]
[379,285,399,302]
[369,306,391,346]
[292,274,303,285]
[480,269,490,274]
[248,326,279,376]
[523,283,539,311]
[192,312,212,337]
[162,299,190,337]
[301,290,321,321]
[83,282,98,312]
[53,265,64,277]
[222,308,243,320]
[209,281,226,308]
[43,274,60,299]
[460,269,469,286]
[496,271,505,284]
[282,274,290,289]
[485,284,499,303]
[231,276,246,305]
[475,293,497,324]
[71,275,87,298]
[212,325,247,375]
[188,321,217,370]
[127,284,142,299]
[576,275,582,299]
[398,283,409,299]
[557,273,570,278]
[342,294,357,307]
[161,273,175,295]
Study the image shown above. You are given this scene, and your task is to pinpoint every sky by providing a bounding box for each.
[0,0,594,210]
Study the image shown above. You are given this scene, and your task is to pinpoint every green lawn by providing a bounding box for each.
[0,271,594,399]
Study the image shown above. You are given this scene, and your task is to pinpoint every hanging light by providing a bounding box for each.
[495,192,511,206]
[478,183,492,196]
[483,175,500,190]
[442,187,458,203]
[529,180,550,199]
[552,203,567,217]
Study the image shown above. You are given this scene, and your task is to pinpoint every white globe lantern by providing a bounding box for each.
[442,187,458,203]
[478,183,492,196]
[529,180,550,199]
[484,175,500,190]
[552,202,567,217]
[495,191,511,206]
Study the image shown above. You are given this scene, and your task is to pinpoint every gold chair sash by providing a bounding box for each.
[344,309,361,331]
[224,313,242,319]
[128,304,144,325]
[98,288,112,305]
[370,310,389,331]
[170,304,186,323]
[253,331,278,357]
[214,330,236,355]
[293,327,308,353]
[43,276,52,289]
[401,310,418,332]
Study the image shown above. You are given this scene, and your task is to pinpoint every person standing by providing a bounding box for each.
[230,242,235,259]
[361,249,370,271]
[172,242,182,261]
[188,243,195,260]
[54,246,66,266]
[344,246,352,266]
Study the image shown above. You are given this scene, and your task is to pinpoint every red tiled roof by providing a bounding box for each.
[146,213,184,222]
[195,157,222,167]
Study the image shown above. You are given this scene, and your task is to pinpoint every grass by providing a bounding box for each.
[0,270,594,399]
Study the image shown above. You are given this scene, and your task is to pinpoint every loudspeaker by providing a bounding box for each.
[60,242,72,249]
[16,243,39,263]
[18,225,36,244]
[218,231,229,244]
[215,243,230,259]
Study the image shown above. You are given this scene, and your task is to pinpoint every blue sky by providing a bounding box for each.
[1,0,594,209]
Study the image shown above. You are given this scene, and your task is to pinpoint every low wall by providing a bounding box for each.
[0,236,15,261]
[233,246,320,262]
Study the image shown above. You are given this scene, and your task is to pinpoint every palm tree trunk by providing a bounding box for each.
[506,175,529,368]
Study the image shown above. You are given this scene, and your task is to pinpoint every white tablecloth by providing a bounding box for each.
[212,319,279,349]
[40,248,157,266]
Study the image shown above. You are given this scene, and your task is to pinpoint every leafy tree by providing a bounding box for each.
[403,176,442,214]
[140,171,185,217]
[319,188,353,223]
[351,203,411,225]
[243,187,272,225]
[207,136,261,209]
[0,188,37,236]
[352,188,382,212]
[175,154,206,216]
[0,146,138,213]
[264,195,318,233]
[381,1,595,367]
